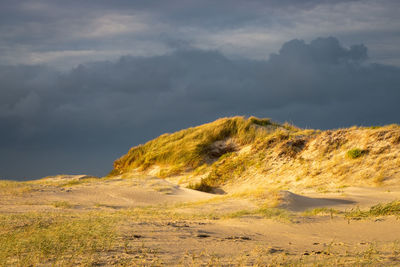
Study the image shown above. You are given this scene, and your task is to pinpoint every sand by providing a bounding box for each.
[1,174,400,265]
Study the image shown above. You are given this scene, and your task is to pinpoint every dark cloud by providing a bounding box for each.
[1,37,400,180]
[1,0,399,67]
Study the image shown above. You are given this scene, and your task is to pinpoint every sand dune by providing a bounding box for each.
[278,190,356,211]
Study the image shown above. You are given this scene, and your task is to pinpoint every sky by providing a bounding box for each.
[0,0,400,180]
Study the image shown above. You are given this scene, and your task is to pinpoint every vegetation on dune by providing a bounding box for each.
[2,117,400,266]
[345,201,400,219]
[109,115,400,192]
[112,116,282,174]
[304,201,400,220]
[347,148,367,159]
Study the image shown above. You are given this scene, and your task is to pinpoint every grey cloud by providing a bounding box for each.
[0,37,399,180]
[1,0,399,68]
[273,37,368,64]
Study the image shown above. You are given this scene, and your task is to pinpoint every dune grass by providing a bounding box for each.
[303,201,400,220]
[109,116,400,192]
[223,207,294,222]
[0,212,117,266]
[1,207,397,266]
[0,180,34,196]
[35,176,100,187]
[344,201,400,219]
[111,116,281,175]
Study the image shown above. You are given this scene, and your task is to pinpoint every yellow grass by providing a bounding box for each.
[0,180,34,196]
[109,117,400,193]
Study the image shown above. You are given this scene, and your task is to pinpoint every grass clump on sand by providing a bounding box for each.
[368,201,400,216]
[58,176,99,187]
[304,201,400,220]
[347,148,366,159]
[223,207,293,222]
[303,201,400,220]
[0,212,117,266]
[187,179,214,193]
[345,201,400,219]
[52,201,74,209]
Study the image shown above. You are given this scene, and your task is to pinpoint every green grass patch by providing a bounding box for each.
[368,201,400,216]
[342,201,400,220]
[347,148,367,159]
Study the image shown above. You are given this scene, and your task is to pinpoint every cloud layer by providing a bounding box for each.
[1,0,400,68]
[1,37,400,180]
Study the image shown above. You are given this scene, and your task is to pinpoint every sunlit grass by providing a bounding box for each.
[303,201,400,220]
[0,212,117,266]
[52,201,74,209]
[1,199,400,265]
[0,180,35,196]
[111,116,282,176]
[344,201,400,219]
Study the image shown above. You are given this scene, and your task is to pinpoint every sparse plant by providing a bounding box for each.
[52,201,74,209]
[345,201,400,220]
[303,208,340,217]
[187,179,213,193]
[347,148,367,159]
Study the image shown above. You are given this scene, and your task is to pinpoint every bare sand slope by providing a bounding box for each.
[0,175,214,212]
[279,190,356,211]
[280,186,400,211]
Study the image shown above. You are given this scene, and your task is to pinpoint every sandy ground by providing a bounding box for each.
[1,175,400,265]
[0,175,213,213]
[114,217,400,265]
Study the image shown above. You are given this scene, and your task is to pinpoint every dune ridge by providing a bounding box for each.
[111,116,400,194]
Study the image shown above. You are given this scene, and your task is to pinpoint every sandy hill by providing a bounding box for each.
[110,116,400,194]
[2,116,400,266]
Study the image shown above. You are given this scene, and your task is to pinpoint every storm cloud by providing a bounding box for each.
[1,0,400,67]
[1,37,399,180]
